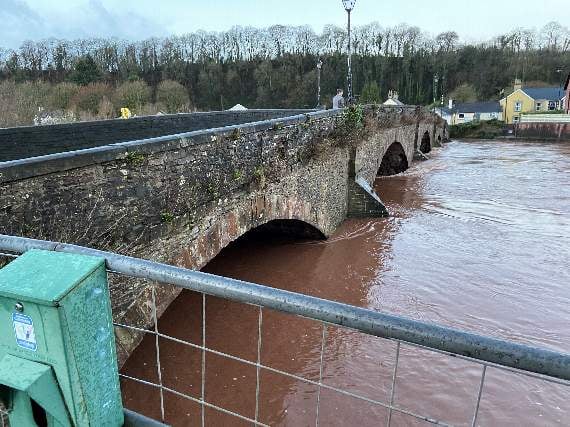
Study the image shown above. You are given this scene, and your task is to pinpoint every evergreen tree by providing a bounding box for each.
[69,55,101,86]
[361,81,381,103]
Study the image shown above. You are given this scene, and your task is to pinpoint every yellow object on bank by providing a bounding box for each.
[120,108,132,119]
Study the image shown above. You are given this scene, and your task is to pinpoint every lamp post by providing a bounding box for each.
[433,74,439,105]
[316,59,323,108]
[557,68,564,109]
[342,0,356,103]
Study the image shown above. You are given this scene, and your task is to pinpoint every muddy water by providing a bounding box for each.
[121,140,570,426]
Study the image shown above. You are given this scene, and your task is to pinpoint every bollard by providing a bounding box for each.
[0,249,124,426]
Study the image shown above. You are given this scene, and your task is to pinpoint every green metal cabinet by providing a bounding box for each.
[0,249,124,426]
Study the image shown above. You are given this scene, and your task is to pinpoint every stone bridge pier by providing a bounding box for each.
[0,106,447,362]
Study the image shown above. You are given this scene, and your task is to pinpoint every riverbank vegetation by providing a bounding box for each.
[0,21,568,127]
[450,120,506,139]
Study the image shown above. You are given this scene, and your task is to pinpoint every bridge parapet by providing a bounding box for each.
[0,109,316,162]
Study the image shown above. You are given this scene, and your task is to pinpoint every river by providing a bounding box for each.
[121,140,570,426]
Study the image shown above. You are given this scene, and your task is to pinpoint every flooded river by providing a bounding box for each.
[122,140,570,426]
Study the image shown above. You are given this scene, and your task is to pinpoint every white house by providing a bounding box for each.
[450,101,503,125]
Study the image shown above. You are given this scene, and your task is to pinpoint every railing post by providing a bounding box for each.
[0,249,124,426]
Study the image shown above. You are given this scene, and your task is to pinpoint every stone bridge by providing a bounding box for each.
[0,106,447,362]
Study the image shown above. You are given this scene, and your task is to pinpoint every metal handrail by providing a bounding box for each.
[1,233,570,382]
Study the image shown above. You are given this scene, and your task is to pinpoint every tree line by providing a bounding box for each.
[0,21,569,126]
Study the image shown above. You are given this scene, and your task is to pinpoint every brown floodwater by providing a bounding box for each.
[121,140,570,426]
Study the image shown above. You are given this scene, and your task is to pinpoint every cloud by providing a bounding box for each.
[1,0,42,23]
[0,0,49,47]
[81,0,168,41]
[0,0,168,49]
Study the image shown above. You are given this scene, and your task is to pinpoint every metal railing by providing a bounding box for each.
[1,234,570,426]
[520,113,570,123]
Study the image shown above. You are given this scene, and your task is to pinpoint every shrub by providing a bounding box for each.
[71,83,112,115]
[343,104,364,130]
[137,103,161,116]
[15,81,51,125]
[361,81,381,103]
[97,97,115,119]
[156,80,190,113]
[113,80,151,114]
[450,119,504,139]
[48,82,79,111]
[0,80,18,127]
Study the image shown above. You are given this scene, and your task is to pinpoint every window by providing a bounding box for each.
[458,113,465,118]
[514,101,522,112]
[513,116,520,123]
[548,101,556,111]
[536,102,542,111]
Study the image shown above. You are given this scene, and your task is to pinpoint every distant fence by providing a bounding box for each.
[520,114,570,123]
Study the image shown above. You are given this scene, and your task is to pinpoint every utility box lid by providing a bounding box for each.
[0,250,105,306]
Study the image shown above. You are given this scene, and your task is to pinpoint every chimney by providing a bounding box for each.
[514,78,522,91]
[448,99,453,109]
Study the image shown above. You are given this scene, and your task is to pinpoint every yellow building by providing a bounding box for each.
[500,81,565,124]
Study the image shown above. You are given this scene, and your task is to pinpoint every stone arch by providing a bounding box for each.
[240,219,326,241]
[420,131,431,153]
[377,141,409,176]
[179,197,330,271]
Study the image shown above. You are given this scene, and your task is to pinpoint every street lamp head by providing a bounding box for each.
[342,0,356,11]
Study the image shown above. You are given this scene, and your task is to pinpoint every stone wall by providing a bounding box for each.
[0,109,312,161]
[515,123,570,141]
[0,109,350,362]
[0,106,445,364]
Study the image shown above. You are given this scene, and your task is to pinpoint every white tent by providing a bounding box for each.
[229,104,248,111]
[383,98,405,106]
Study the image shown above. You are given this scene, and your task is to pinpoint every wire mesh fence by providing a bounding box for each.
[1,241,570,426]
[114,274,570,426]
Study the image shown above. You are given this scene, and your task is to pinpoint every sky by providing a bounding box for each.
[1,0,569,48]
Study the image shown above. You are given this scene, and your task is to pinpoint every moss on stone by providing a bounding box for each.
[125,151,146,167]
